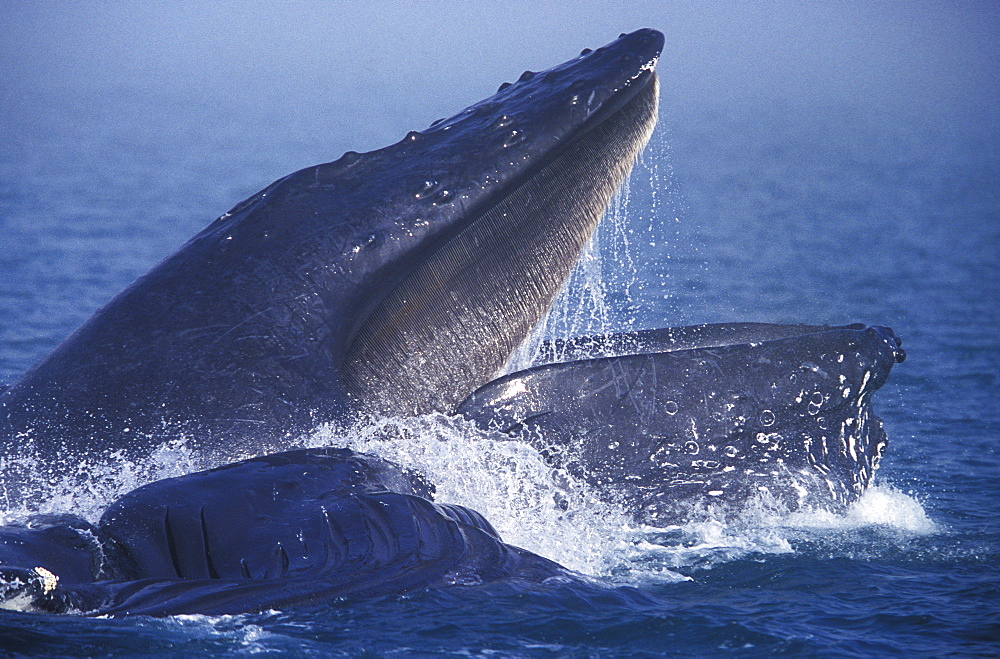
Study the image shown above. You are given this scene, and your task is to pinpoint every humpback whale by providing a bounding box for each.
[0,29,905,616]
[0,29,662,481]
[460,323,905,524]
[0,449,570,616]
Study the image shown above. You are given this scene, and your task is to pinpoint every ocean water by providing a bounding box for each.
[1,5,998,656]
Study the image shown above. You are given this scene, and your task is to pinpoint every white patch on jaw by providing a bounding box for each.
[33,567,58,594]
[499,379,528,400]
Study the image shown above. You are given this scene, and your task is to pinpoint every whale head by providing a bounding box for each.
[322,28,664,413]
[0,29,663,468]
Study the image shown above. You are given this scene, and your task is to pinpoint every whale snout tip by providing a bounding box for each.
[581,29,662,66]
[869,325,906,363]
[619,28,664,46]
[613,28,665,61]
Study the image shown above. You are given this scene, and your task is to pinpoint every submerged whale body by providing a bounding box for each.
[0,449,569,616]
[0,29,906,616]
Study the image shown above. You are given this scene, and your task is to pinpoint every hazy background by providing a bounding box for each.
[3,1,997,120]
[0,4,998,653]
[0,0,997,378]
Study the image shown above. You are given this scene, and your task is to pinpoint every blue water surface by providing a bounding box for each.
[0,3,997,656]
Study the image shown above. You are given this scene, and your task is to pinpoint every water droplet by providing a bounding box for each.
[350,233,381,254]
[503,129,525,148]
[662,400,678,415]
[760,409,776,426]
[518,70,536,82]
[684,441,699,455]
[497,81,512,92]
[414,180,440,199]
[724,445,738,458]
[808,392,824,416]
[580,48,592,56]
[492,114,513,128]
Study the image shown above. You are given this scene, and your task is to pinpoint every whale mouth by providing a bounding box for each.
[343,38,662,416]
[456,322,905,525]
[0,29,666,485]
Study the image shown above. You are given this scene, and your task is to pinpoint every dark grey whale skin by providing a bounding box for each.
[0,323,905,615]
[0,29,663,481]
[458,323,906,525]
[0,30,661,617]
[0,449,570,617]
[0,27,908,616]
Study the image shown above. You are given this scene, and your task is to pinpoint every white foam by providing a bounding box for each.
[1,413,938,587]
[781,483,938,534]
[0,437,202,524]
[614,517,794,581]
[163,614,278,652]
[305,414,636,576]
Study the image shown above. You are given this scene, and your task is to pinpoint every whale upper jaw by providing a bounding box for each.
[342,31,663,414]
[0,30,664,476]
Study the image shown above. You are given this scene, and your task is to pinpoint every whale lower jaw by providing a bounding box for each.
[458,323,904,525]
[343,73,660,416]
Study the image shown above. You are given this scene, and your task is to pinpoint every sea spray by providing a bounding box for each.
[0,438,201,524]
[306,414,635,576]
[615,483,937,583]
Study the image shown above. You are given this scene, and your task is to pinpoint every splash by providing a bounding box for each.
[305,414,636,576]
[301,413,936,584]
[783,483,938,534]
[613,483,937,582]
[0,438,202,524]
[165,614,279,653]
[0,422,934,588]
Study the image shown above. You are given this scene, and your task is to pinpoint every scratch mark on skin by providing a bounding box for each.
[199,293,317,356]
